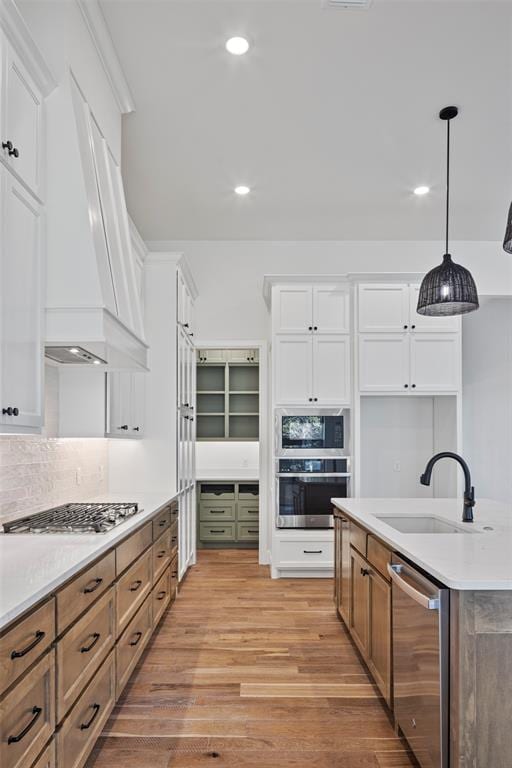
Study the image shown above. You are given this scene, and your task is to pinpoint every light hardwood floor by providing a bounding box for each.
[86,550,414,768]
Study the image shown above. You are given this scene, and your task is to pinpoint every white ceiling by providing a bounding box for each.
[100,0,512,241]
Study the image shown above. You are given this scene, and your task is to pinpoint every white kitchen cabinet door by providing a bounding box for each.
[410,334,461,392]
[409,285,461,333]
[130,373,145,437]
[273,286,313,334]
[2,41,43,199]
[313,335,351,405]
[177,269,194,337]
[274,335,312,405]
[107,372,132,436]
[359,335,410,393]
[358,284,410,332]
[313,286,350,334]
[0,169,43,430]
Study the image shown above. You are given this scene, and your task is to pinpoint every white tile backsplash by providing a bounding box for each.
[0,436,108,524]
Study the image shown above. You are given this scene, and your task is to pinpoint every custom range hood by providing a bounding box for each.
[44,72,147,370]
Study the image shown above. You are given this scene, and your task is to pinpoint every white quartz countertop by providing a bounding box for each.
[331,497,512,590]
[0,491,177,631]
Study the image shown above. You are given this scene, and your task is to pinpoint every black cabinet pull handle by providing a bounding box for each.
[157,591,166,600]
[2,407,19,416]
[157,550,166,558]
[118,424,129,430]
[130,580,142,592]
[2,140,19,158]
[159,520,166,527]
[210,510,225,514]
[130,631,143,647]
[304,549,322,554]
[211,530,225,534]
[360,568,371,576]
[81,632,100,653]
[133,426,140,432]
[83,577,103,594]
[80,703,100,730]
[172,570,178,577]
[248,530,258,534]
[171,536,178,543]
[10,630,45,659]
[8,706,42,744]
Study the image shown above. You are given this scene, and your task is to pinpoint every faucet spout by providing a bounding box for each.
[420,452,475,523]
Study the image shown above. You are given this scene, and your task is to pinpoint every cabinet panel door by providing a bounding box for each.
[410,334,461,392]
[312,334,350,405]
[367,568,391,705]
[339,517,351,626]
[0,171,43,429]
[359,335,409,392]
[313,286,350,334]
[358,284,409,332]
[273,286,313,334]
[274,335,312,405]
[130,373,145,437]
[334,516,341,608]
[349,546,369,657]
[3,44,43,199]
[107,372,132,436]
[409,285,461,333]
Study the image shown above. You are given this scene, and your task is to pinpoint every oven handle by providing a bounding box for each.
[276,473,352,478]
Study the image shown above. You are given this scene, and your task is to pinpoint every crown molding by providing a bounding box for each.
[0,0,57,97]
[76,0,135,114]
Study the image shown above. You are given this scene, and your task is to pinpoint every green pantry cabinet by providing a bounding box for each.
[198,482,259,547]
[196,349,259,441]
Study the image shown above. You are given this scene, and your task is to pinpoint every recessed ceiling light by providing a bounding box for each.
[69,348,79,354]
[226,37,249,55]
[234,185,250,195]
[93,359,101,365]
[414,185,430,196]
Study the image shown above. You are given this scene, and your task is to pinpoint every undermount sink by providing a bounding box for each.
[377,515,474,534]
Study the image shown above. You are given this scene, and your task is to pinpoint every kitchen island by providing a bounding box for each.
[332,497,512,768]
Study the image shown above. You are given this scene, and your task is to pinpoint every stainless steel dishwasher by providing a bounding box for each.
[388,554,449,768]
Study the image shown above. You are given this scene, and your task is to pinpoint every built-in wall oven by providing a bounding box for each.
[276,458,351,529]
[275,408,350,458]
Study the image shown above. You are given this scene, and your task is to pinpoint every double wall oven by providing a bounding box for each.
[275,409,351,529]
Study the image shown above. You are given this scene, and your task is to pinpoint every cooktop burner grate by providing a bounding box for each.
[2,502,139,534]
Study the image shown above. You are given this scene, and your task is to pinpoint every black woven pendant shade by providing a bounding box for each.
[417,106,479,317]
[503,202,512,254]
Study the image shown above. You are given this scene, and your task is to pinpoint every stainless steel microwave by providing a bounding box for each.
[275,408,350,458]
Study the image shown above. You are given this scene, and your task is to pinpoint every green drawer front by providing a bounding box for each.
[199,522,236,541]
[237,502,259,522]
[199,501,236,522]
[200,483,235,500]
[237,522,259,541]
[238,483,259,500]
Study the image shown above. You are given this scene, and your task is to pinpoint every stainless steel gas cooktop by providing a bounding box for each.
[2,502,139,534]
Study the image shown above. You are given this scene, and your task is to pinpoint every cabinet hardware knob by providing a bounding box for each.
[404,384,409,388]
[412,384,416,388]
[8,706,42,743]
[313,326,318,331]
[157,550,166,558]
[308,397,313,402]
[133,426,140,431]
[172,570,178,577]
[183,323,189,328]
[119,424,129,430]
[2,140,19,157]
[10,630,45,659]
[308,326,312,331]
[157,590,166,600]
[404,325,408,329]
[411,324,416,329]
[2,406,19,416]
[361,568,370,576]
[80,632,100,653]
[313,397,318,402]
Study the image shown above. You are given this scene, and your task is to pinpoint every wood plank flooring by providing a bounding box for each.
[86,550,415,768]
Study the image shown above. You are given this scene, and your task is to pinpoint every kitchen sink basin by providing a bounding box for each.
[376,515,474,534]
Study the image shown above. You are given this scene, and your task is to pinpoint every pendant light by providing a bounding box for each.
[503,202,512,253]
[417,106,479,317]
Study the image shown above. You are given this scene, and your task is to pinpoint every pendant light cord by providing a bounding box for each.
[445,118,450,254]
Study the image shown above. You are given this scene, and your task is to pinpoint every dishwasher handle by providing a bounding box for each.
[387,563,440,611]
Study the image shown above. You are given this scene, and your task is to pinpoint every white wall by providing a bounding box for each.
[196,441,259,479]
[151,240,512,341]
[462,298,512,504]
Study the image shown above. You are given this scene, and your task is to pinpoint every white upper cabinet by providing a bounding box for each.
[359,335,410,393]
[273,286,314,334]
[0,167,43,430]
[410,335,461,392]
[274,335,312,405]
[313,285,350,334]
[107,372,145,438]
[358,284,410,332]
[1,39,43,200]
[177,268,194,339]
[312,335,351,405]
[408,285,461,332]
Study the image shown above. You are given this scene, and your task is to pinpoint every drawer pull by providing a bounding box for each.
[80,632,100,653]
[171,536,178,543]
[129,631,143,647]
[80,703,100,730]
[246,510,258,515]
[247,530,259,534]
[157,550,167,558]
[172,570,178,577]
[83,577,103,594]
[210,510,225,514]
[130,580,143,592]
[303,549,323,554]
[157,590,167,600]
[8,706,42,744]
[10,630,45,659]
[158,520,166,527]
[210,530,225,534]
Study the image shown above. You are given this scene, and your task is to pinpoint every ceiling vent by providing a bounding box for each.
[322,0,372,8]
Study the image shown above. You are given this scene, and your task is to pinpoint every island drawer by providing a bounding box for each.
[237,502,259,522]
[170,555,179,601]
[200,483,235,500]
[152,566,171,627]
[116,549,152,636]
[169,499,179,525]
[199,522,236,541]
[0,649,55,768]
[367,535,392,581]
[350,521,367,557]
[199,501,236,522]
[152,506,171,540]
[56,651,115,768]
[32,739,55,768]
[0,597,55,696]
[57,552,115,635]
[170,520,179,559]
[152,528,172,584]
[116,522,152,576]
[116,595,152,697]
[237,522,259,541]
[56,588,115,722]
